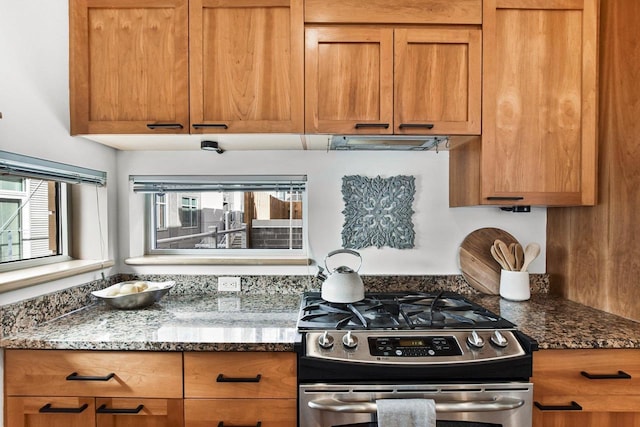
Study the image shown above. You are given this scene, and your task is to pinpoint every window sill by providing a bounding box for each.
[0,259,115,293]
[124,255,311,266]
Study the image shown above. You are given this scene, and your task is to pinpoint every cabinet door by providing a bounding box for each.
[305,27,394,134]
[7,397,95,427]
[69,0,189,135]
[95,398,183,427]
[190,0,303,133]
[480,0,598,206]
[394,28,481,135]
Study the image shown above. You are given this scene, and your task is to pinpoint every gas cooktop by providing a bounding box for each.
[297,291,515,331]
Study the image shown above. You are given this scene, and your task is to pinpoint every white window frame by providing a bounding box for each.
[131,175,308,258]
[0,150,107,280]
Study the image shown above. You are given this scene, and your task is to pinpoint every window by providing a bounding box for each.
[0,150,106,272]
[131,175,306,254]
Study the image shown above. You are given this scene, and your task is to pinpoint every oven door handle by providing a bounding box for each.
[308,396,524,413]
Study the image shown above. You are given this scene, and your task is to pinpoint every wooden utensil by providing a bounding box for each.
[513,243,524,271]
[490,244,509,270]
[521,242,541,272]
[459,228,519,295]
[495,239,516,271]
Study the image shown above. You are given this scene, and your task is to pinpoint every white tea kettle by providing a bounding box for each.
[321,249,365,303]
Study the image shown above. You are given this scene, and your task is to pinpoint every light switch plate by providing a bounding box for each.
[218,276,241,292]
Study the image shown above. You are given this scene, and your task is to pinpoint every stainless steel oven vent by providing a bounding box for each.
[329,135,448,151]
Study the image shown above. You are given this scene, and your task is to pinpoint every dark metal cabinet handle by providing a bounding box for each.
[216,373,262,383]
[39,403,89,414]
[486,196,525,201]
[192,123,229,129]
[581,370,632,380]
[96,404,144,414]
[354,123,389,129]
[218,422,262,427]
[66,372,115,381]
[534,401,583,411]
[146,123,184,129]
[398,123,434,129]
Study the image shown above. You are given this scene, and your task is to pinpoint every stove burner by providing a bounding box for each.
[297,291,514,331]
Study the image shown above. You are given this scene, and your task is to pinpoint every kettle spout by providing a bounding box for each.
[316,265,327,281]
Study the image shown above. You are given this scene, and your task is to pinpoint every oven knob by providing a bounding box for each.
[466,330,485,348]
[318,331,334,349]
[490,330,509,348]
[342,331,358,349]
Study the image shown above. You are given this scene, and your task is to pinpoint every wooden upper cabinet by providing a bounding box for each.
[69,0,189,135]
[305,27,394,134]
[305,26,481,135]
[189,0,304,133]
[394,28,481,135]
[462,0,598,206]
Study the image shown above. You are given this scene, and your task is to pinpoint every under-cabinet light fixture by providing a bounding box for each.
[201,140,224,154]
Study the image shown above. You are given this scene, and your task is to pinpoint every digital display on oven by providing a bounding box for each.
[398,339,426,347]
[368,336,462,357]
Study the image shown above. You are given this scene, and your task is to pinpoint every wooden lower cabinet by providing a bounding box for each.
[532,349,640,426]
[5,350,297,427]
[183,352,297,426]
[184,399,297,427]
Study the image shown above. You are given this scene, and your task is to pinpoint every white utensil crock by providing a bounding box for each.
[499,270,530,301]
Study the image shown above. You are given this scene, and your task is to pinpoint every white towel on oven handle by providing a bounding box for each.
[376,398,436,427]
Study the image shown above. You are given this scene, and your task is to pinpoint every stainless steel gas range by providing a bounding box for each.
[295,291,538,427]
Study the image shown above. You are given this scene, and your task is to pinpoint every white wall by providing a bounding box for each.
[0,0,119,303]
[118,150,547,276]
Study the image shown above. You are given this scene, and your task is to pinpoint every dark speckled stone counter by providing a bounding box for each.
[0,294,301,352]
[2,274,640,352]
[469,294,640,349]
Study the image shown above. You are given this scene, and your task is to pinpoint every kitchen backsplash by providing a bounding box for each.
[1,274,549,338]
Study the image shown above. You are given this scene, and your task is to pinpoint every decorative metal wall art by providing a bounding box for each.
[341,175,415,249]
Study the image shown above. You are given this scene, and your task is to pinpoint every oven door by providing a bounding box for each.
[299,383,532,427]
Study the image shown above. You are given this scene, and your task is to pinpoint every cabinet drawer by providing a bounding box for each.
[533,349,640,397]
[533,394,640,413]
[185,399,297,427]
[5,350,183,398]
[7,396,95,427]
[184,352,296,398]
[305,0,482,24]
[96,398,184,426]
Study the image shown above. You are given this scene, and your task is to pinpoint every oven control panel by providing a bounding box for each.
[369,336,462,357]
[304,330,526,364]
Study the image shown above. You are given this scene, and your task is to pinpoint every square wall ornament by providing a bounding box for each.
[341,175,415,249]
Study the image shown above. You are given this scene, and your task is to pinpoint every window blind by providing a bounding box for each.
[130,175,307,193]
[0,150,107,186]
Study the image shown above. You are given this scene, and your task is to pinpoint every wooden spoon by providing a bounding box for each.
[495,239,515,271]
[490,244,509,270]
[513,243,524,271]
[521,242,541,272]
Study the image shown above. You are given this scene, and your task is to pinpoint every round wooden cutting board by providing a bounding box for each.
[459,227,519,295]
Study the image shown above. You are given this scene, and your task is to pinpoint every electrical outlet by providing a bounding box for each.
[218,276,241,292]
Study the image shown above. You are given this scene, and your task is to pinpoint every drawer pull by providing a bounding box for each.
[216,373,262,383]
[398,123,434,129]
[192,123,229,129]
[66,372,115,381]
[354,123,390,129]
[534,401,582,411]
[218,422,262,427]
[97,404,144,414]
[486,196,525,201]
[39,403,89,414]
[581,370,632,380]
[146,123,184,130]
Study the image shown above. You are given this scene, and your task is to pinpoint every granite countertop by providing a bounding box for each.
[2,292,640,352]
[0,294,302,352]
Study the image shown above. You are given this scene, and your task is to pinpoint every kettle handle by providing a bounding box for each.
[324,249,362,273]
